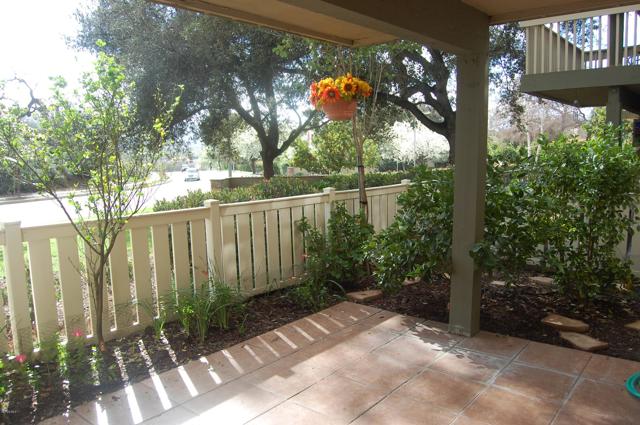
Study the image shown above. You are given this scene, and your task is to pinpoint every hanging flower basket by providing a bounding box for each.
[309,73,372,121]
[322,99,357,121]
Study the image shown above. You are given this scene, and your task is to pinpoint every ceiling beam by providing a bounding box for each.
[154,0,358,46]
[279,0,490,53]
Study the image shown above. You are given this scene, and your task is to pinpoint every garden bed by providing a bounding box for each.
[1,287,323,424]
[365,274,640,362]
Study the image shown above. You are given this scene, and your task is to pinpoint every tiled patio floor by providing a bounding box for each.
[43,302,640,425]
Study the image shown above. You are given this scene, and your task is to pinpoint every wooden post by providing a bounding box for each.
[323,187,336,234]
[3,222,33,354]
[449,26,489,337]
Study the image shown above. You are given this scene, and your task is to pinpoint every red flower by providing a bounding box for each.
[321,87,341,103]
[72,329,84,338]
[15,354,27,364]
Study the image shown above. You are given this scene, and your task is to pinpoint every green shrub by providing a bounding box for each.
[294,203,373,310]
[369,168,454,294]
[152,171,417,212]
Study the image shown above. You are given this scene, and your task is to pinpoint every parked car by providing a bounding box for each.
[184,167,200,181]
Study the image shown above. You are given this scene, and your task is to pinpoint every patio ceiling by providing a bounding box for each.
[154,0,640,51]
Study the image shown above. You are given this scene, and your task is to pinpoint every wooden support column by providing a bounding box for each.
[607,86,623,143]
[449,26,489,337]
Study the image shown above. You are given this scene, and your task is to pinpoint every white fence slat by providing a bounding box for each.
[0,301,7,352]
[279,208,294,280]
[221,215,238,287]
[236,214,253,293]
[205,200,223,280]
[130,227,153,324]
[315,203,325,233]
[387,194,398,223]
[251,212,268,292]
[3,222,33,353]
[109,232,132,330]
[151,224,172,301]
[379,194,389,230]
[57,236,85,337]
[190,219,208,288]
[291,206,304,276]
[28,239,59,344]
[265,210,280,283]
[171,222,191,294]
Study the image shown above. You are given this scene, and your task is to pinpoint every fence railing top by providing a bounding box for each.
[519,5,640,27]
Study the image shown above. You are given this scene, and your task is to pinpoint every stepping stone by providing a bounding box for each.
[625,320,640,331]
[560,332,609,352]
[403,277,422,286]
[530,276,554,285]
[541,313,589,333]
[346,290,383,302]
[489,280,506,287]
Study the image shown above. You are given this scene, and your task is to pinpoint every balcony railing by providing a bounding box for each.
[522,6,640,75]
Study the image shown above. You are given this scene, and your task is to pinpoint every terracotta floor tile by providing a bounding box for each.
[336,350,422,391]
[457,331,529,358]
[320,301,380,323]
[582,354,640,386]
[180,380,285,425]
[291,374,389,422]
[305,311,350,334]
[39,412,91,425]
[243,331,299,360]
[405,320,466,349]
[352,392,457,425]
[373,334,446,369]
[451,416,493,425]
[360,311,423,334]
[139,358,223,404]
[240,355,333,398]
[247,400,343,425]
[328,321,399,352]
[515,341,591,375]
[394,369,486,413]
[72,382,172,425]
[462,387,560,425]
[284,336,369,372]
[552,378,640,425]
[494,363,577,402]
[140,406,196,425]
[429,349,509,383]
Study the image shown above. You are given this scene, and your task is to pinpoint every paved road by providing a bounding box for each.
[0,170,253,227]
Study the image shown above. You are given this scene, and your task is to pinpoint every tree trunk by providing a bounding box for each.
[353,115,368,219]
[262,153,276,180]
[93,262,106,351]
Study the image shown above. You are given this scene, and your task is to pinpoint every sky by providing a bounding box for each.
[0,0,94,102]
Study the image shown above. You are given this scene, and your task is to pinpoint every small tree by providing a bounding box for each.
[0,47,180,350]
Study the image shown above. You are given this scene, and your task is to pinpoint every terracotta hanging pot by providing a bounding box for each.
[321,99,357,121]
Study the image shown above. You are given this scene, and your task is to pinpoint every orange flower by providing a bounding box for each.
[321,87,341,103]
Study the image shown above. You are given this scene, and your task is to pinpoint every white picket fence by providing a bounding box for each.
[0,181,410,355]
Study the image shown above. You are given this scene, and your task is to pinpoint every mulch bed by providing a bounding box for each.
[366,274,640,362]
[1,288,321,424]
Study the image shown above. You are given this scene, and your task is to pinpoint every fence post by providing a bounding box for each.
[401,179,411,187]
[323,187,335,234]
[2,222,33,354]
[204,199,223,281]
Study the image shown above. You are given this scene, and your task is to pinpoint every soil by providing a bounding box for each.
[0,288,322,425]
[366,274,640,362]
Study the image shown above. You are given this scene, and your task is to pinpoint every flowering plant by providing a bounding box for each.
[309,73,373,108]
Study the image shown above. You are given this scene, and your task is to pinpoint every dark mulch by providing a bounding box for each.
[366,275,640,362]
[1,288,322,425]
